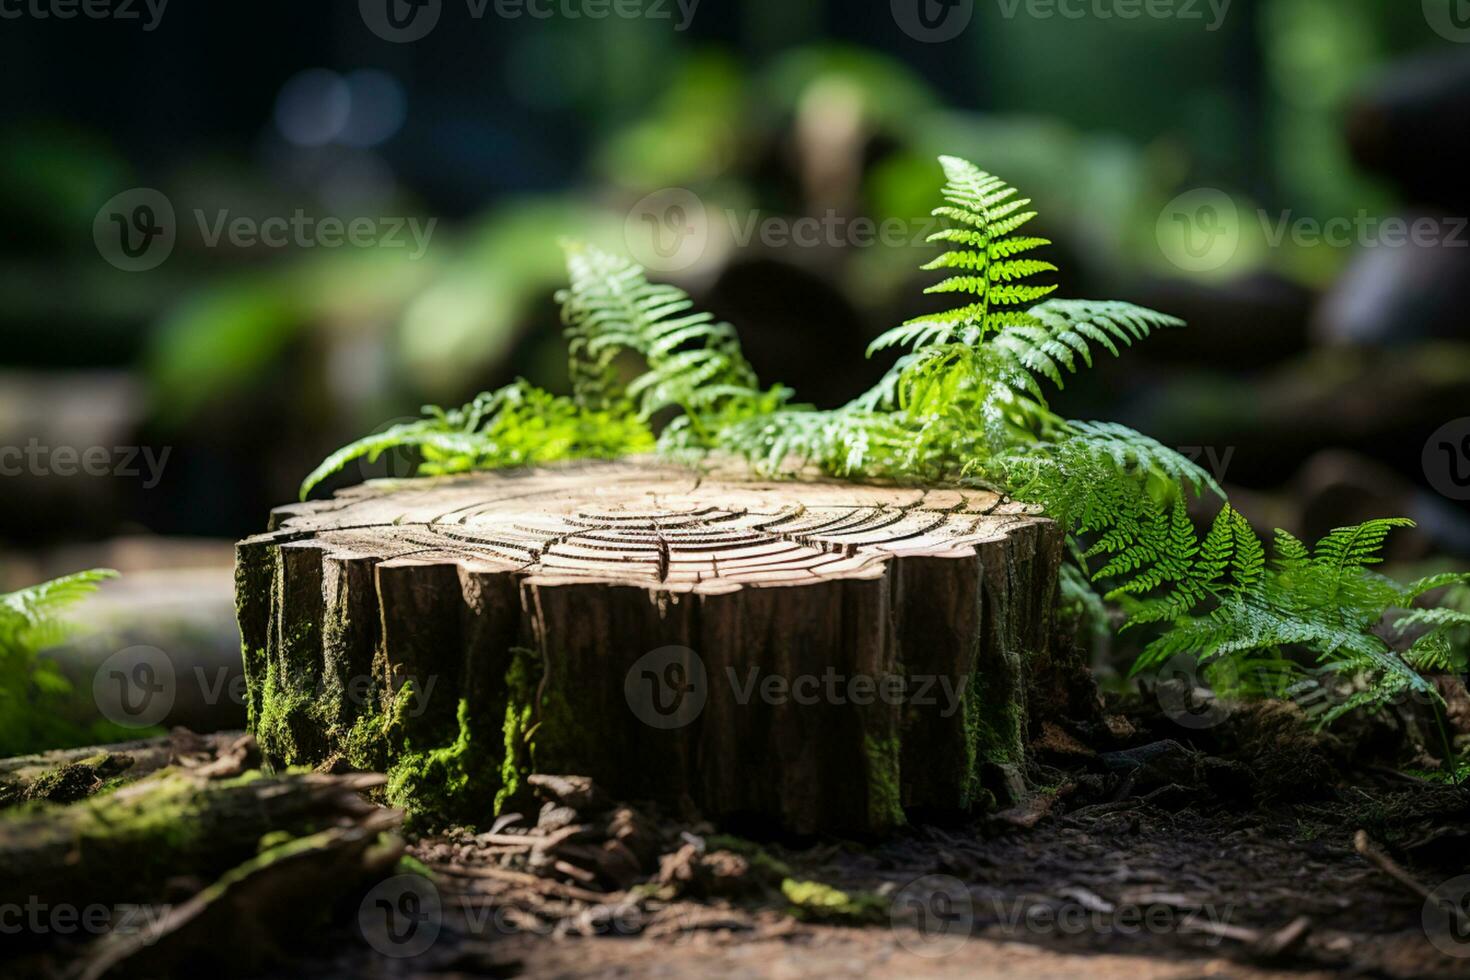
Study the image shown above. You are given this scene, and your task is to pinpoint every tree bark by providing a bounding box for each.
[236,458,1065,835]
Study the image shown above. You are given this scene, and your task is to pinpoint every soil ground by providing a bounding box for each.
[292,698,1470,979]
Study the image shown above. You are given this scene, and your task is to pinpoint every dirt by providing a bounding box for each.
[296,696,1470,979]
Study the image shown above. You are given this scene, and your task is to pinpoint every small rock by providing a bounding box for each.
[539,802,579,832]
[528,774,606,812]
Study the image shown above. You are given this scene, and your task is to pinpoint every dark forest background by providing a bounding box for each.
[2,0,1468,569]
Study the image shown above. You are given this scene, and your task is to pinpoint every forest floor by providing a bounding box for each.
[305,694,1469,978]
[6,691,1469,978]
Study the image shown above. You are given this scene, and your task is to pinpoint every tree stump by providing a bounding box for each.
[236,459,1065,835]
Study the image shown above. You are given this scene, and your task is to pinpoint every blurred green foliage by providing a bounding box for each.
[0,570,149,756]
[0,4,1453,439]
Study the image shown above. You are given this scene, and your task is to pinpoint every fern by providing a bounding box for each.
[0,569,135,756]
[558,241,784,452]
[300,245,778,499]
[869,155,1057,350]
[306,154,1469,728]
[300,382,654,499]
[1129,524,1467,721]
[1394,582,1470,674]
[995,300,1183,391]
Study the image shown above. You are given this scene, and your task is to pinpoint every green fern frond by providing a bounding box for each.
[992,300,1183,390]
[1,569,117,624]
[299,382,654,500]
[1129,520,1443,720]
[1395,607,1470,632]
[719,407,919,479]
[1064,421,1222,498]
[1314,518,1415,574]
[872,156,1057,355]
[558,242,768,428]
[0,569,117,654]
[1272,528,1312,569]
[299,420,485,501]
[1403,632,1458,672]
[0,569,126,756]
[1400,572,1470,602]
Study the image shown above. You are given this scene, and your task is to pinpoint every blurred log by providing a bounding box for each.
[76,811,404,980]
[0,731,255,807]
[0,769,386,914]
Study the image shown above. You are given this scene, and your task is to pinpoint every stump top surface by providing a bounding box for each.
[246,459,1047,593]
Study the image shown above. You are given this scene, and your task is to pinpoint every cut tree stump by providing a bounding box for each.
[236,459,1067,835]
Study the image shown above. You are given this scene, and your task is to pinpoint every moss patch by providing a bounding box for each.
[962,665,1026,808]
[378,648,560,829]
[863,733,905,830]
[497,647,540,812]
[385,698,500,828]
[18,753,134,806]
[254,659,330,765]
[780,878,886,923]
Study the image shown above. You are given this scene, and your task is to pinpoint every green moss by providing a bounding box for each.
[25,763,101,804]
[780,878,886,923]
[961,666,1026,808]
[863,733,905,830]
[396,853,433,878]
[497,647,539,811]
[18,753,134,805]
[383,649,550,824]
[254,659,327,765]
[283,646,568,829]
[511,646,584,772]
[385,698,499,827]
[12,771,268,857]
[343,711,388,771]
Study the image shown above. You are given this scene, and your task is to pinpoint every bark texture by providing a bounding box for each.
[236,459,1065,835]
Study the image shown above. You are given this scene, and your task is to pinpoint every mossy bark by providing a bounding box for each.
[0,770,385,914]
[236,459,1069,835]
